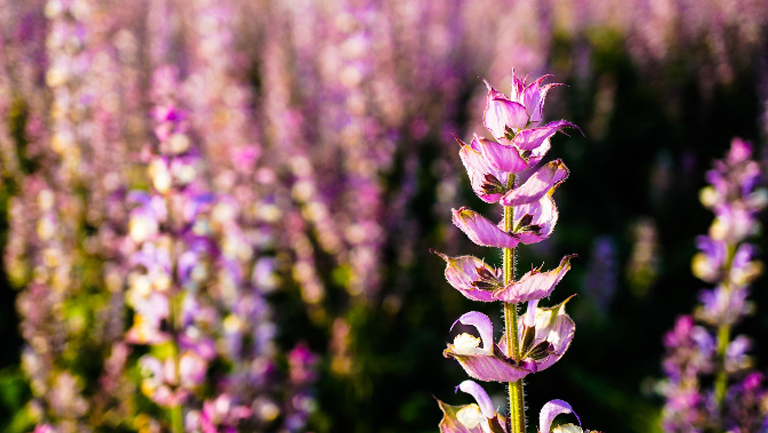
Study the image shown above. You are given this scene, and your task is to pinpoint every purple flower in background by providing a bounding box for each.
[660,138,767,432]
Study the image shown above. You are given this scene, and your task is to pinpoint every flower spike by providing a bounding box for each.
[438,70,586,433]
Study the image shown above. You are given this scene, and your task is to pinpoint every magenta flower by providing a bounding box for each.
[434,253,574,304]
[512,194,559,245]
[445,303,574,382]
[511,121,577,155]
[482,75,577,154]
[445,311,534,383]
[451,196,559,249]
[499,159,569,207]
[515,299,576,374]
[483,79,529,137]
[484,74,562,134]
[691,236,727,283]
[437,380,507,433]
[493,255,575,303]
[432,252,503,303]
[457,135,519,203]
[452,208,520,249]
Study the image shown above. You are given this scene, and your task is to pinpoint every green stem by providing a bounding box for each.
[169,292,184,433]
[713,244,736,410]
[503,177,525,433]
[171,404,184,433]
[713,323,730,406]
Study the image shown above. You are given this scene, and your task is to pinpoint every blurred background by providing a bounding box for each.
[1,0,767,432]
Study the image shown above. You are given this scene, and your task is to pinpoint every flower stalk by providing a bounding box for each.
[660,138,768,432]
[503,179,526,433]
[437,70,597,433]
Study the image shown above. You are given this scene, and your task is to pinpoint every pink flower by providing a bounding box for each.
[451,197,559,249]
[437,380,507,433]
[452,208,520,249]
[444,304,574,382]
[457,135,519,203]
[482,75,578,157]
[499,159,569,207]
[433,252,574,304]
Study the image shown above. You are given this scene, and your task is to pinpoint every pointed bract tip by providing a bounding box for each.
[453,134,468,147]
[430,249,450,262]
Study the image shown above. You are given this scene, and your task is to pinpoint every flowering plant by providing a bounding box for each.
[435,71,599,433]
[659,138,768,432]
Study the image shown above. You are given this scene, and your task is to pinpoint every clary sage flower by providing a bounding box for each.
[444,301,575,382]
[539,399,602,433]
[438,383,600,433]
[434,252,574,304]
[437,380,506,433]
[436,69,596,433]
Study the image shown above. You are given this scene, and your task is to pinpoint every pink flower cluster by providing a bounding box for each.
[434,71,597,433]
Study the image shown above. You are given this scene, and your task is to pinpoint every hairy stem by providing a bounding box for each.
[503,176,525,433]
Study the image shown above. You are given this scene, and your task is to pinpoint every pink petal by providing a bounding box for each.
[519,298,576,372]
[444,348,532,383]
[433,251,501,302]
[452,207,519,249]
[493,255,575,303]
[473,136,528,174]
[451,311,494,353]
[524,137,551,168]
[512,194,559,245]
[458,136,510,203]
[512,120,577,151]
[509,70,527,104]
[483,79,528,138]
[539,399,580,433]
[523,76,561,124]
[523,299,540,328]
[500,160,569,207]
[457,380,495,419]
[436,400,486,433]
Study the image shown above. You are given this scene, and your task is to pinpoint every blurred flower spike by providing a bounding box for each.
[444,299,575,382]
[660,138,768,431]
